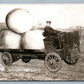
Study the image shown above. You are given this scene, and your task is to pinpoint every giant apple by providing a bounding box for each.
[0,29,21,49]
[22,29,45,50]
[6,8,33,34]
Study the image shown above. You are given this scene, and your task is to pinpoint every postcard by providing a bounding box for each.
[0,4,83,81]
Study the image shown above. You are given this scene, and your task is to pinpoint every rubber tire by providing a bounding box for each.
[45,52,62,72]
[64,46,79,65]
[22,56,31,63]
[1,52,13,69]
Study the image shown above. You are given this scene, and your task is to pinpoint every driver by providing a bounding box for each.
[43,21,60,49]
[43,21,60,37]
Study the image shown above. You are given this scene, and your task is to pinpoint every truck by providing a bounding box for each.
[0,27,80,72]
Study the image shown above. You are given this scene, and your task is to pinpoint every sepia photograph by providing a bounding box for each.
[0,4,83,81]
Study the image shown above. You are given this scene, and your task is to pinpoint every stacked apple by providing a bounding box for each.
[0,8,45,50]
[22,29,45,50]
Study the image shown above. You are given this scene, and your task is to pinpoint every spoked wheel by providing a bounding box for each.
[45,52,62,72]
[1,52,13,68]
[22,56,31,63]
[64,44,79,65]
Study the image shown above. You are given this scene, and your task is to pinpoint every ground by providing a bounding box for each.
[0,52,83,81]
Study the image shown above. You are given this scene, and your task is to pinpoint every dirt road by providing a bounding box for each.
[0,53,83,81]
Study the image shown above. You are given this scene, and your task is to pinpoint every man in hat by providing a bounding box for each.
[43,21,54,36]
[43,21,60,36]
[43,21,61,49]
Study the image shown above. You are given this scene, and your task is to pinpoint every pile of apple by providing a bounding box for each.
[0,8,44,50]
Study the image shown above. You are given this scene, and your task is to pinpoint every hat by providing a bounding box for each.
[46,21,51,23]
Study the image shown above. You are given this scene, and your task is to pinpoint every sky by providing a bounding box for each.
[0,4,84,29]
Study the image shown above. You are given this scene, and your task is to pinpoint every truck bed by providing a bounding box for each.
[0,49,45,54]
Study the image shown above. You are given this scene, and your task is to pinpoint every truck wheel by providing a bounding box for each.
[22,56,31,63]
[1,52,13,68]
[64,45,79,65]
[12,54,21,62]
[45,52,62,72]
